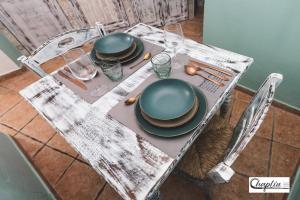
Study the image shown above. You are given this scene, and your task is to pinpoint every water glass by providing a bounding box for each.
[151,53,171,79]
[63,48,97,81]
[164,23,184,54]
[100,61,123,81]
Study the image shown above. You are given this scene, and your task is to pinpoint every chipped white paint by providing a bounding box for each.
[208,73,282,183]
[20,24,253,199]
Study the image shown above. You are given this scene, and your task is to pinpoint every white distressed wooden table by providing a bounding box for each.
[20,23,253,200]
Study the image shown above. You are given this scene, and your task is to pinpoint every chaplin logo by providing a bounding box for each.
[249,177,290,193]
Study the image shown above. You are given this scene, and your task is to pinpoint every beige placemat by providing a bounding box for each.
[53,40,164,103]
[108,54,238,158]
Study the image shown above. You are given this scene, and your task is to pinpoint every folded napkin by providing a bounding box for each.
[53,40,164,103]
[108,54,238,158]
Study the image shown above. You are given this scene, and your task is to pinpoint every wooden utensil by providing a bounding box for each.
[58,70,87,90]
[129,52,151,69]
[189,63,229,81]
[190,60,234,77]
[184,65,224,87]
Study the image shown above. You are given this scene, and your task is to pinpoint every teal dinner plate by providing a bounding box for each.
[90,37,144,65]
[94,32,134,55]
[135,86,207,138]
[139,79,196,120]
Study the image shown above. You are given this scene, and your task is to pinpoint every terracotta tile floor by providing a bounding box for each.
[0,16,299,200]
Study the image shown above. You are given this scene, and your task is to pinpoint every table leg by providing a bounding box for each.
[220,91,233,118]
[147,190,161,200]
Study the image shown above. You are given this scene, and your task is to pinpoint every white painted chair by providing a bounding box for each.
[18,22,106,77]
[208,73,283,183]
[178,73,283,192]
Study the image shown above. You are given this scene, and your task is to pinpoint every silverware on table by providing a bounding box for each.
[58,70,87,90]
[184,65,224,87]
[129,52,152,69]
[124,93,141,105]
[189,63,229,81]
[189,60,234,77]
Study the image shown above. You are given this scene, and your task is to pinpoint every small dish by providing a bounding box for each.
[94,32,134,56]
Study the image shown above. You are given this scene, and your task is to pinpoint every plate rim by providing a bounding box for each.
[139,79,196,120]
[135,86,208,138]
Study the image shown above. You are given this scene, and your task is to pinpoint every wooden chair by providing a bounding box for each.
[18,22,106,77]
[178,73,283,187]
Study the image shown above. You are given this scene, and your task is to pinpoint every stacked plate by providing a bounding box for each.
[135,79,207,137]
[91,32,144,65]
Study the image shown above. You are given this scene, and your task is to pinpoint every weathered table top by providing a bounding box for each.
[20,23,253,200]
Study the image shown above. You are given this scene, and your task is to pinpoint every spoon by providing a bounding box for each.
[189,64,229,81]
[129,52,152,69]
[124,93,140,105]
[184,65,224,87]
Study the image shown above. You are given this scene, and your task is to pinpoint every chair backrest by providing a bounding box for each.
[18,22,106,77]
[208,73,283,183]
[288,166,300,200]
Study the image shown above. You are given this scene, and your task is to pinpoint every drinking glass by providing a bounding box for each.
[164,23,184,69]
[151,53,171,79]
[100,61,123,81]
[63,48,97,81]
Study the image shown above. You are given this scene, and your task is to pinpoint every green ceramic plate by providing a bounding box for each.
[139,79,196,120]
[90,37,144,65]
[94,32,134,55]
[135,86,207,138]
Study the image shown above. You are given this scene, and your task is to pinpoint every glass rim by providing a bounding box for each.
[151,53,171,65]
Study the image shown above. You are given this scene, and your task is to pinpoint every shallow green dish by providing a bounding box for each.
[94,32,134,55]
[135,86,207,138]
[90,37,144,65]
[139,79,196,120]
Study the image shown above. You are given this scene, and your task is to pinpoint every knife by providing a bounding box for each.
[57,70,87,90]
[189,60,234,77]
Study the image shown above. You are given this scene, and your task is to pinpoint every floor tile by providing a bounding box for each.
[33,146,74,185]
[232,136,271,177]
[14,133,43,158]
[235,90,252,102]
[97,184,122,200]
[270,142,300,177]
[21,115,56,143]
[212,174,265,200]
[273,107,300,148]
[160,174,206,200]
[0,70,39,92]
[0,123,17,136]
[47,133,78,157]
[0,100,37,130]
[0,86,22,116]
[55,161,106,200]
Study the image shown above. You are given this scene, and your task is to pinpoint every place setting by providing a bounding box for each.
[108,50,237,151]
[53,32,164,103]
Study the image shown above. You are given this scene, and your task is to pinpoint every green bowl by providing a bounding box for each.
[94,32,134,56]
[90,37,144,65]
[135,86,207,137]
[139,79,196,120]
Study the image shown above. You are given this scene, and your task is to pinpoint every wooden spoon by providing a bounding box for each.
[185,65,224,87]
[129,52,152,69]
